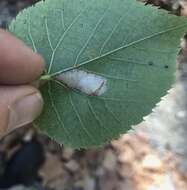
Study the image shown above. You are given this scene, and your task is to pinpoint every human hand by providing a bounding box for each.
[0,29,45,138]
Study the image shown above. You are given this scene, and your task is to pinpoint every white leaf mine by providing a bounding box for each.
[56,69,107,96]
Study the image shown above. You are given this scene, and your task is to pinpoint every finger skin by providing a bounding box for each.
[0,29,45,84]
[0,85,43,138]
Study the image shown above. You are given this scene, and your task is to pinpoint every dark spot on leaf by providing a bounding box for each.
[164,65,169,69]
[148,61,154,66]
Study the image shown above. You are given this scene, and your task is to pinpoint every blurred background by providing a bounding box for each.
[1,0,187,190]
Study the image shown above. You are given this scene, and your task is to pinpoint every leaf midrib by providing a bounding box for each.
[48,23,187,78]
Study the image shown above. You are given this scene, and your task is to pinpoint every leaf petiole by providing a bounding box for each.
[40,74,52,81]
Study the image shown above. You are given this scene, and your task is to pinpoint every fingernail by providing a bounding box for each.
[7,92,43,132]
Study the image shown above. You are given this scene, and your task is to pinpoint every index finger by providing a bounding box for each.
[0,29,45,85]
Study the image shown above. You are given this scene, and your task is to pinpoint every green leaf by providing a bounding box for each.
[9,0,187,148]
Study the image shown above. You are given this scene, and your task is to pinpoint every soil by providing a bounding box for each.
[1,1,187,190]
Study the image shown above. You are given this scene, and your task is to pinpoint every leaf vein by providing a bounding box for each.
[45,18,54,51]
[103,100,121,123]
[48,8,86,73]
[69,93,96,144]
[87,99,111,135]
[61,8,66,30]
[28,12,37,52]
[74,2,111,66]
[51,23,187,76]
[99,14,124,55]
[48,83,70,140]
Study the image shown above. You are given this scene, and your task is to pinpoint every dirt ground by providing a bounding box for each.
[1,0,187,190]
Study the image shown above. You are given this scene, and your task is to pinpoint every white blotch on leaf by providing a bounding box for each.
[57,69,107,96]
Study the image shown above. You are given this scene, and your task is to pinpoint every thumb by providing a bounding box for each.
[0,85,43,137]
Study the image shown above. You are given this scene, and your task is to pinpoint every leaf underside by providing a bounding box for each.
[9,0,187,148]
